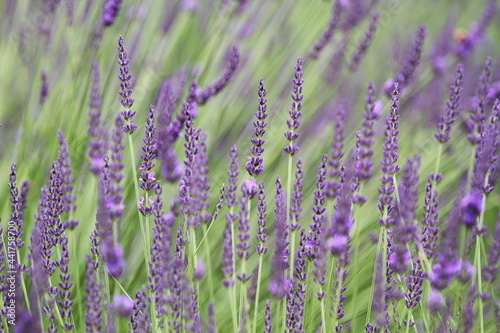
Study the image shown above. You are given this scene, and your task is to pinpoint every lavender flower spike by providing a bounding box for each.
[117,35,137,134]
[87,61,107,175]
[58,131,78,230]
[309,0,342,59]
[284,57,304,156]
[390,25,426,94]
[196,45,240,105]
[378,83,400,226]
[467,57,492,145]
[269,176,290,299]
[354,81,381,203]
[435,64,464,144]
[221,215,235,288]
[40,71,49,105]
[84,255,102,332]
[349,11,380,72]
[139,105,158,193]
[246,78,268,178]
[255,182,268,256]
[103,0,122,27]
[263,300,272,333]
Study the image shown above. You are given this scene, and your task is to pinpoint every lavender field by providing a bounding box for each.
[0,0,499,332]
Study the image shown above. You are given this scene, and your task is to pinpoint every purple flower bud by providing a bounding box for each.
[263,300,272,333]
[269,176,290,299]
[427,288,444,312]
[405,258,423,309]
[435,64,464,143]
[112,294,133,317]
[40,71,49,105]
[460,191,482,228]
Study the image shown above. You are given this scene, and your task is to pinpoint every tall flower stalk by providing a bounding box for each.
[284,57,304,286]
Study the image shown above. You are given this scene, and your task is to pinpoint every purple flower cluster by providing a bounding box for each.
[139,105,158,193]
[269,176,290,299]
[290,159,303,231]
[246,78,268,177]
[326,106,345,199]
[255,182,268,255]
[117,35,137,134]
[284,57,304,156]
[435,64,464,144]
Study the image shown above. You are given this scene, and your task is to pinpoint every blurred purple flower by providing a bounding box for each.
[196,45,240,105]
[435,64,464,144]
[87,61,108,176]
[139,105,158,193]
[103,0,122,27]
[40,71,49,105]
[349,11,379,72]
[309,0,342,59]
[269,176,290,299]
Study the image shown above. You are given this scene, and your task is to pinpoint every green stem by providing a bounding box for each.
[474,173,489,333]
[228,285,238,333]
[202,224,215,302]
[320,289,327,333]
[405,308,413,333]
[252,255,264,333]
